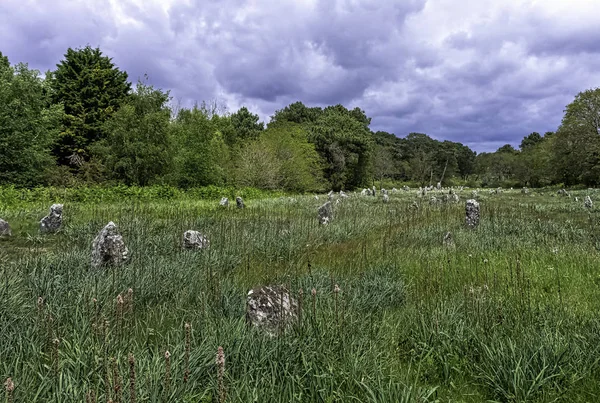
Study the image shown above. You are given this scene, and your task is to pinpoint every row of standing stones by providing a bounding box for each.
[1,190,594,334]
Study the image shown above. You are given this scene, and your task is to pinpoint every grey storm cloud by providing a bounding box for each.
[1,0,599,152]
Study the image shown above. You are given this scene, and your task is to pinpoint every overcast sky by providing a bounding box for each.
[1,0,599,152]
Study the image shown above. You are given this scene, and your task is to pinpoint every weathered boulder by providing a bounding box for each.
[318,201,333,225]
[372,186,377,196]
[383,193,389,203]
[392,188,398,193]
[183,230,210,250]
[40,204,63,233]
[91,222,129,268]
[522,187,529,194]
[219,197,229,207]
[236,196,245,209]
[585,195,593,209]
[403,186,410,192]
[436,182,441,190]
[339,190,348,198]
[361,188,369,196]
[246,285,297,336]
[0,219,11,236]
[465,199,480,229]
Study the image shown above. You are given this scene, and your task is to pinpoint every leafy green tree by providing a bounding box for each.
[229,107,264,144]
[520,132,543,150]
[309,107,373,190]
[49,46,131,165]
[0,53,63,186]
[552,88,600,186]
[94,81,172,186]
[235,122,324,191]
[171,105,230,188]
[269,101,322,126]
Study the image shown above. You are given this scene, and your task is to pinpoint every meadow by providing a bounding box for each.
[1,186,600,402]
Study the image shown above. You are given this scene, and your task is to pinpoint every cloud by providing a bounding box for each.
[1,0,599,151]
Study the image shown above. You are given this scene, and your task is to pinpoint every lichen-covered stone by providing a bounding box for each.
[40,204,63,233]
[383,194,389,203]
[246,285,297,336]
[236,196,245,209]
[183,230,210,250]
[436,182,441,190]
[465,199,480,229]
[522,187,529,194]
[318,201,333,225]
[585,195,593,209]
[0,219,11,236]
[219,197,229,207]
[91,222,128,268]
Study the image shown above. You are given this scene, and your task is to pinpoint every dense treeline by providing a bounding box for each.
[1,46,598,191]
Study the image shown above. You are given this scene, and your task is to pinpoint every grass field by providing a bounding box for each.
[2,188,600,402]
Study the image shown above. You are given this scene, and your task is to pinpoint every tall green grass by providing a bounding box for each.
[1,188,600,401]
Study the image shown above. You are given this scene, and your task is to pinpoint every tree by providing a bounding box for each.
[171,105,230,188]
[519,132,543,150]
[551,88,600,186]
[229,107,264,144]
[0,53,63,186]
[49,46,131,165]
[94,81,172,186]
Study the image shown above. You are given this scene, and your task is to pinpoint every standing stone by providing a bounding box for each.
[40,204,63,233]
[436,182,441,190]
[372,186,377,196]
[471,190,478,199]
[429,196,438,205]
[443,231,455,248]
[339,190,348,198]
[403,186,410,192]
[246,285,297,336]
[236,197,245,209]
[91,222,128,268]
[383,193,389,203]
[522,187,529,194]
[392,188,398,193]
[361,188,368,196]
[318,201,333,225]
[314,195,319,200]
[219,197,229,207]
[182,230,210,250]
[0,219,11,236]
[557,188,567,196]
[585,196,593,209]
[465,199,480,229]
[450,193,460,203]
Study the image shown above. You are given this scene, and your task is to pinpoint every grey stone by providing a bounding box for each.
[465,199,480,229]
[246,285,297,336]
[236,197,245,209]
[585,196,593,209]
[318,201,333,225]
[0,219,11,236]
[382,188,388,196]
[471,190,478,199]
[361,188,369,196]
[443,231,455,248]
[219,197,229,207]
[372,186,377,196]
[40,204,63,233]
[183,230,210,250]
[522,187,529,194]
[91,222,129,268]
[436,182,441,190]
[392,188,398,193]
[403,186,410,192]
[557,188,567,196]
[383,194,389,203]
[429,196,439,205]
[339,190,348,198]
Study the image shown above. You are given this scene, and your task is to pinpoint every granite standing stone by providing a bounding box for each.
[0,219,11,236]
[183,230,210,249]
[219,197,229,207]
[465,199,480,229]
[91,222,129,268]
[318,201,333,225]
[236,197,245,209]
[40,204,63,233]
[246,285,297,336]
[585,196,593,209]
